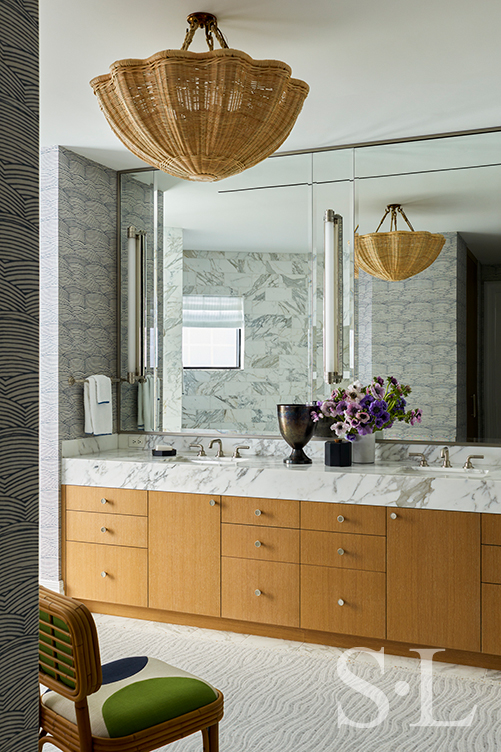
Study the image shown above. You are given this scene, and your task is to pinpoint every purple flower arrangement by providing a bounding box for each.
[311,376,422,441]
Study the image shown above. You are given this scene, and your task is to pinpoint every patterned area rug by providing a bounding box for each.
[86,615,501,752]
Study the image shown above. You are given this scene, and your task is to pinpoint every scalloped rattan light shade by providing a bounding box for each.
[355,230,446,281]
[90,47,309,182]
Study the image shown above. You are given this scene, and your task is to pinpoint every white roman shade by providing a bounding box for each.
[182,295,244,329]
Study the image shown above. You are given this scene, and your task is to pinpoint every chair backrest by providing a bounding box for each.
[39,585,102,702]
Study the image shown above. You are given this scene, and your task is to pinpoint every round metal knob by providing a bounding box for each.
[390,512,398,520]
[254,509,262,517]
[337,548,345,556]
[255,589,262,596]
[337,515,345,523]
[100,527,107,533]
[338,598,345,606]
[209,499,216,506]
[100,498,107,505]
[101,571,107,578]
[254,541,262,548]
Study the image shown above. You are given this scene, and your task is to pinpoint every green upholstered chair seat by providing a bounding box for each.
[42,656,218,739]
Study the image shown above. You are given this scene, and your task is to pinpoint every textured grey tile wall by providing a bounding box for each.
[0,0,40,748]
[39,147,117,585]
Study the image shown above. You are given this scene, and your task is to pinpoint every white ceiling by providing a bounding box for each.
[40,0,501,171]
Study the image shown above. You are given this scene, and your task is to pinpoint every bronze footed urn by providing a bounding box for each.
[277,404,315,465]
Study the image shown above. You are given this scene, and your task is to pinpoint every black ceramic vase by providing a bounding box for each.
[277,404,315,465]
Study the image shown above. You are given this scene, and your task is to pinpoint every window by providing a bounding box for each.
[182,295,244,369]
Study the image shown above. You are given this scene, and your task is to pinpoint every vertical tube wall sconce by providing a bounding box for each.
[127,226,145,384]
[127,226,137,383]
[324,209,343,384]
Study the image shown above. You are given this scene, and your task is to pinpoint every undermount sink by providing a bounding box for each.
[190,455,253,464]
[404,465,489,475]
[160,455,251,464]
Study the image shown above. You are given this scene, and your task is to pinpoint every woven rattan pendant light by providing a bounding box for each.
[355,204,446,281]
[90,12,309,182]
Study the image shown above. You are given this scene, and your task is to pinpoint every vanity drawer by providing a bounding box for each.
[301,502,386,536]
[221,496,300,528]
[482,545,501,583]
[482,584,501,654]
[64,485,147,516]
[221,557,299,627]
[65,541,147,607]
[66,510,147,548]
[482,515,501,545]
[222,523,299,563]
[301,530,386,572]
[301,565,386,638]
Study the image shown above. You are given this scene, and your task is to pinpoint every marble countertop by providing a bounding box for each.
[61,448,501,514]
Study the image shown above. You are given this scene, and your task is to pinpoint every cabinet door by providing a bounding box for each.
[387,508,480,652]
[149,492,220,617]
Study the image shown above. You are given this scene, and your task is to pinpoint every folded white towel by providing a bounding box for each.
[84,375,113,435]
[94,374,112,404]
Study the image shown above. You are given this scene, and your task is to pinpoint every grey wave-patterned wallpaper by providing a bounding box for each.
[0,0,39,749]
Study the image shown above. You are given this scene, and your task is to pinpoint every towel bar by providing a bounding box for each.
[68,375,123,386]
[68,375,146,385]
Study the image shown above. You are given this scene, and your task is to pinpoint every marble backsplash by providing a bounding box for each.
[61,432,501,468]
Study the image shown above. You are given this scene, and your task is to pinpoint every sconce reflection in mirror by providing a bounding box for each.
[324,209,343,385]
[355,203,445,282]
[127,226,146,384]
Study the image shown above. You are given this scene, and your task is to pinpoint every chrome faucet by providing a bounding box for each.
[440,446,452,468]
[209,438,224,457]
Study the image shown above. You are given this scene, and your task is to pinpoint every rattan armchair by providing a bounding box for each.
[39,586,223,751]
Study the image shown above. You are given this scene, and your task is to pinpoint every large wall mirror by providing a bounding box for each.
[119,129,501,443]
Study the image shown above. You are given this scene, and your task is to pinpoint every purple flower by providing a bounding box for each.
[357,411,370,422]
[321,400,336,417]
[371,384,385,399]
[346,433,356,442]
[379,411,391,424]
[375,376,384,386]
[336,399,349,415]
[360,394,375,409]
[389,376,399,386]
[358,423,374,436]
[369,399,388,416]
[346,402,361,418]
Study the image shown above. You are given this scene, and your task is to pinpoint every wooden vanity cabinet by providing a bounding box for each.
[220,496,300,627]
[300,502,386,638]
[481,514,501,654]
[63,486,497,666]
[386,507,481,652]
[148,491,221,617]
[64,486,148,607]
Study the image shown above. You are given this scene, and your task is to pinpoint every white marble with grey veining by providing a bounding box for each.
[61,442,501,514]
